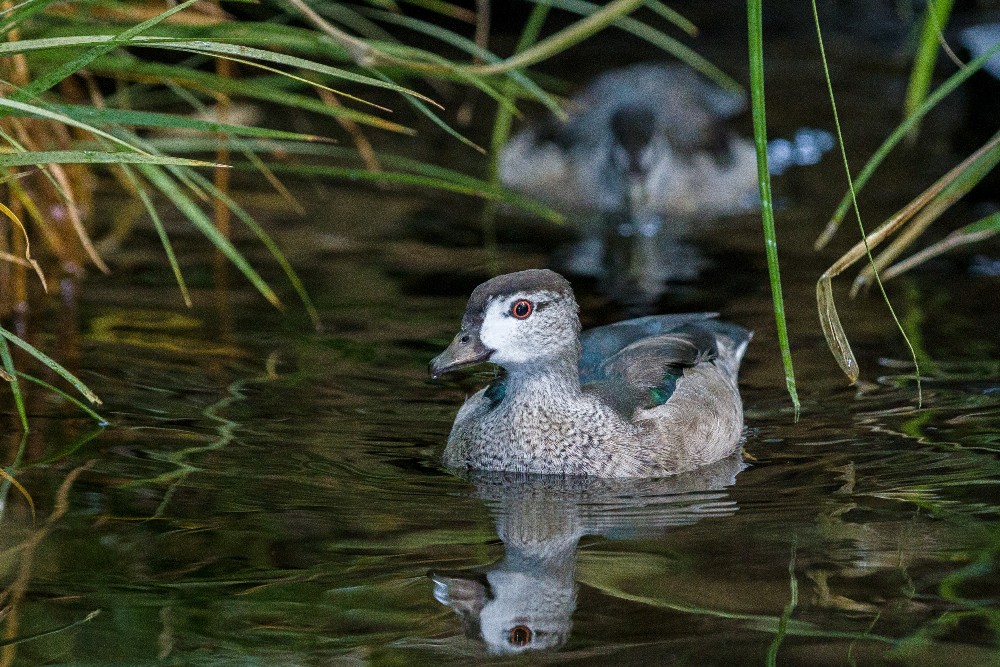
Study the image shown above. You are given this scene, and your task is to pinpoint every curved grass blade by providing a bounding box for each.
[0,611,100,648]
[120,163,192,307]
[15,371,107,424]
[0,337,29,431]
[748,0,799,414]
[137,163,284,311]
[817,39,1000,248]
[645,1,699,37]
[0,325,101,404]
[531,0,740,92]
[0,199,46,291]
[1,34,440,107]
[85,57,415,134]
[180,168,322,330]
[811,0,920,397]
[0,465,35,523]
[852,131,1000,293]
[0,97,150,154]
[11,0,200,102]
[362,7,562,115]
[470,0,646,75]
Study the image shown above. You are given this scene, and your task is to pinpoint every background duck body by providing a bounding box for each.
[499,63,757,219]
[431,270,751,478]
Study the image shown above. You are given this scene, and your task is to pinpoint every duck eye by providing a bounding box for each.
[510,300,533,320]
[509,625,532,646]
[460,334,470,343]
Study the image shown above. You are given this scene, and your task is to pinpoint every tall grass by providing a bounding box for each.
[0,0,714,427]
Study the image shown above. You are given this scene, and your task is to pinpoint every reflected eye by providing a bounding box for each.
[509,625,532,646]
[510,300,533,320]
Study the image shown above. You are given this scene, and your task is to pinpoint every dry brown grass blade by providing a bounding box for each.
[318,88,381,173]
[880,222,999,282]
[851,131,1000,295]
[0,201,46,292]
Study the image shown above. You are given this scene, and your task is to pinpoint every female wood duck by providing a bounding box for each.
[499,63,758,220]
[430,269,751,477]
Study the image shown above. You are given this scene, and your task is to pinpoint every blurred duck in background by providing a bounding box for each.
[500,63,831,307]
[501,63,758,222]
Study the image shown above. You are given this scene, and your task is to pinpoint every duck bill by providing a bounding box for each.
[430,334,493,379]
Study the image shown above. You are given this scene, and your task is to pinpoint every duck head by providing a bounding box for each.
[430,269,581,378]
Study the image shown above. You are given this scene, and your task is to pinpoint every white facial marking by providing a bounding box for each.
[479,292,534,364]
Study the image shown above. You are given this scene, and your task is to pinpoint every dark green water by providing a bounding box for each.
[3,16,1000,667]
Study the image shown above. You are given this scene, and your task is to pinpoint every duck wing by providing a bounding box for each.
[582,318,751,418]
[579,312,719,383]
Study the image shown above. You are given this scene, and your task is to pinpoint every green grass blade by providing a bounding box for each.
[811,0,921,399]
[531,0,740,92]
[363,7,561,115]
[11,0,200,101]
[15,371,107,424]
[46,104,334,144]
[0,336,29,431]
[0,325,101,405]
[260,161,563,222]
[473,0,646,74]
[137,163,284,311]
[120,163,192,307]
[903,0,954,139]
[0,97,148,154]
[645,1,699,37]
[179,167,322,330]
[0,151,220,168]
[747,0,799,415]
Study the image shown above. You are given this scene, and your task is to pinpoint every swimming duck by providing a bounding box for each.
[429,269,751,477]
[499,63,759,220]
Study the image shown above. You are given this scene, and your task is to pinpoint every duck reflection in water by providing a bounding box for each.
[430,454,745,654]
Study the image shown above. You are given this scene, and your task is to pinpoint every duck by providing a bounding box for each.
[499,62,759,221]
[429,269,751,477]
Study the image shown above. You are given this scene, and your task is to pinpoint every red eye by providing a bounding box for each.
[509,625,532,646]
[510,299,533,319]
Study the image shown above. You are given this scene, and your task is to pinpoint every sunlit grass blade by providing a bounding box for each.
[903,0,954,141]
[880,210,1000,283]
[12,0,200,101]
[811,0,920,396]
[748,0,799,414]
[137,163,284,311]
[46,104,335,144]
[0,150,221,168]
[816,39,1000,248]
[0,325,101,405]
[0,199,46,290]
[82,57,416,134]
[2,34,441,107]
[0,97,150,154]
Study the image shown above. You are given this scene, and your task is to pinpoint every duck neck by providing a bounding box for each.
[503,352,582,398]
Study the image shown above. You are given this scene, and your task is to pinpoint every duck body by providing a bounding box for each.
[431,270,751,478]
[500,63,758,219]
